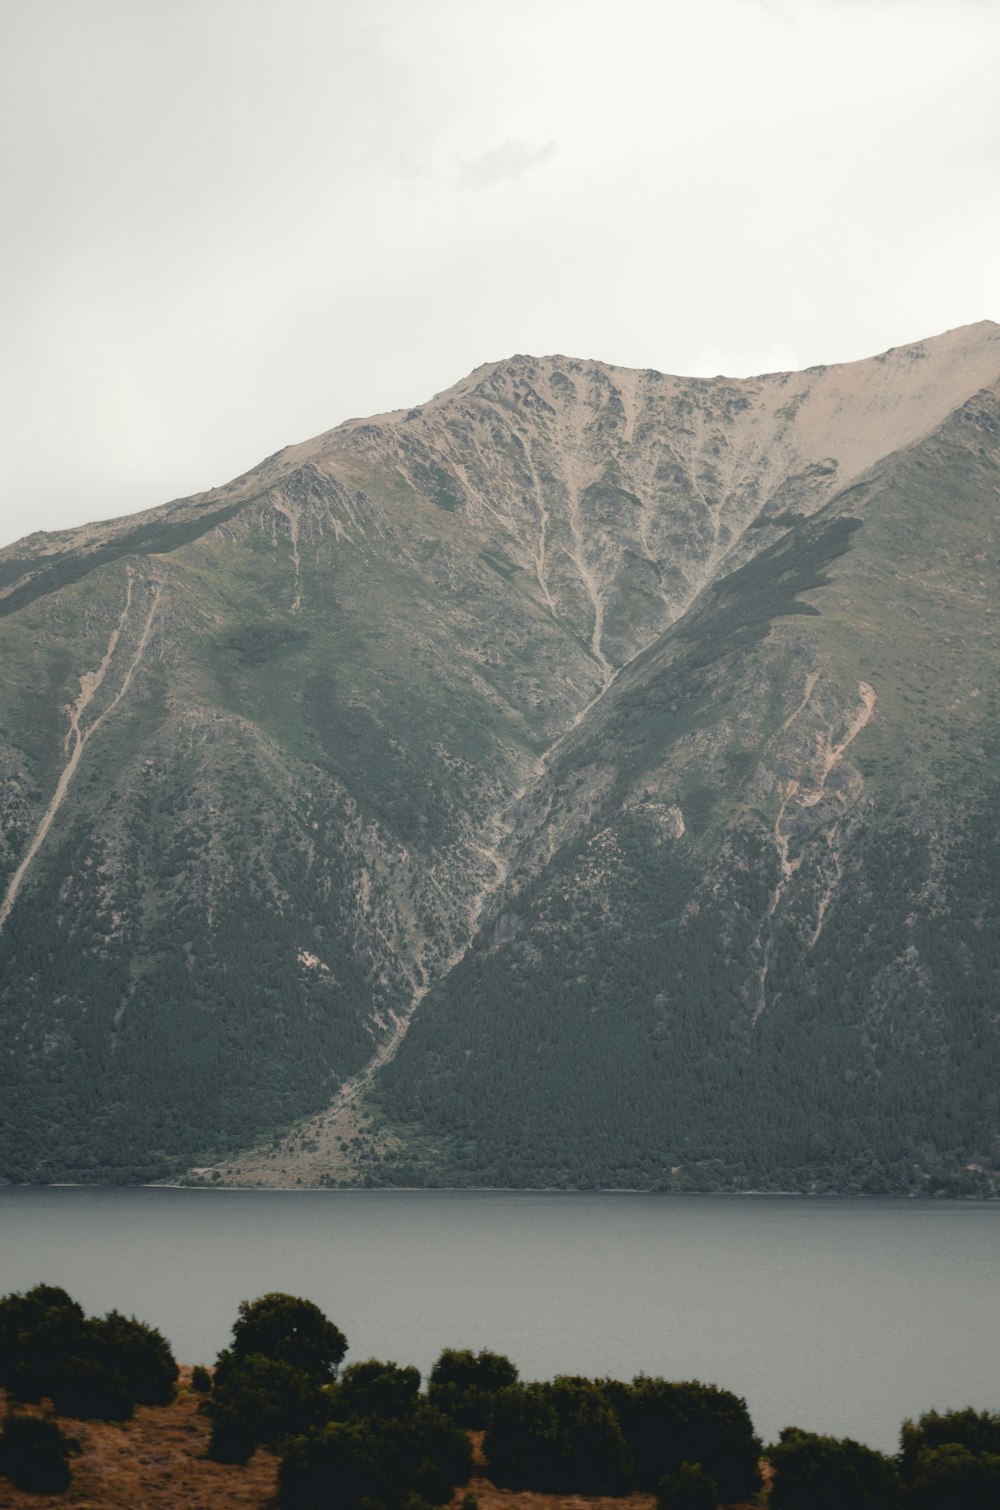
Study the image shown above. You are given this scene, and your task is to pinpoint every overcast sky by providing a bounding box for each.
[1,0,998,548]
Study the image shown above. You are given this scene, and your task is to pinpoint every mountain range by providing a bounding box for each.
[1,321,999,1193]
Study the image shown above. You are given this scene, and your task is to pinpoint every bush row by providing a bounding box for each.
[0,1283,176,1419]
[2,1284,999,1508]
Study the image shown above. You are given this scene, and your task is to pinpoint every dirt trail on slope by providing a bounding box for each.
[0,571,161,932]
[272,496,303,612]
[753,680,876,1023]
[204,776,537,1187]
[799,681,876,807]
[557,388,613,688]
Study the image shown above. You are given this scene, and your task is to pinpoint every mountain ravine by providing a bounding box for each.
[1,321,999,1192]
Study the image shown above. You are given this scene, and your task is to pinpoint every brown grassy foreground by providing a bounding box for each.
[0,1368,278,1509]
[0,1383,766,1510]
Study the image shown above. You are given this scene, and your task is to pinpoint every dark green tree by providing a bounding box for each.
[49,1354,134,1422]
[333,1359,421,1419]
[281,1417,397,1510]
[84,1312,176,1406]
[0,1286,85,1402]
[657,1461,719,1510]
[428,1348,518,1427]
[898,1409,1000,1483]
[279,1404,471,1510]
[0,1413,76,1495]
[905,1443,1000,1510]
[768,1427,900,1510]
[219,1293,347,1385]
[603,1376,760,1501]
[485,1377,632,1495]
[0,1285,176,1420]
[209,1355,327,1464]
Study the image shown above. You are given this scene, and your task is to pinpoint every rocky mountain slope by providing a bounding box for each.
[1,322,999,1190]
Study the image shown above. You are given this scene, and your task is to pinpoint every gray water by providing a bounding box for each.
[0,1188,996,1453]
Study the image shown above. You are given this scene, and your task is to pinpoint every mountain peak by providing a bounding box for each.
[2,317,1000,1192]
[423,319,1000,400]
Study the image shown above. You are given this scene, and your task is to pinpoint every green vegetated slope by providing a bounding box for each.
[1,324,999,1187]
[0,428,594,1179]
[373,386,1000,1193]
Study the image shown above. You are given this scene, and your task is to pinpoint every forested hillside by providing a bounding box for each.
[1,322,998,1189]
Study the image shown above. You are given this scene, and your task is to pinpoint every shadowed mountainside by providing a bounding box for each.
[1,322,999,1189]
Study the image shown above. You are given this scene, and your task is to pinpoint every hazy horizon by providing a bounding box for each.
[2,0,998,548]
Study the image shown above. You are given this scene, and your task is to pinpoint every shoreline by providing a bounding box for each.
[1,1181,995,1201]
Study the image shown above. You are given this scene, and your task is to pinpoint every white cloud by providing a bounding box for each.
[685,346,804,380]
[458,139,557,190]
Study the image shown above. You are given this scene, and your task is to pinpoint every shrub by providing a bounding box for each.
[905,1442,1000,1510]
[898,1409,1000,1483]
[484,1377,632,1495]
[428,1348,518,1427]
[281,1417,394,1510]
[410,1403,474,1497]
[332,1359,422,1420]
[768,1426,900,1510]
[279,1404,471,1510]
[603,1376,760,1501]
[190,1364,213,1394]
[48,1355,134,1422]
[0,1286,85,1402]
[208,1408,259,1467]
[658,1461,719,1510]
[0,1286,176,1418]
[219,1293,347,1385]
[209,1355,327,1463]
[0,1413,76,1494]
[84,1312,176,1405]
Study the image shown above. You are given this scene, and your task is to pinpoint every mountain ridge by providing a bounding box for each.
[1,323,999,1191]
[5,319,998,558]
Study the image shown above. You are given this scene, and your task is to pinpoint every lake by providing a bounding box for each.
[0,1188,996,1452]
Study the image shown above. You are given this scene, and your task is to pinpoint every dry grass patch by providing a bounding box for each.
[0,1368,278,1509]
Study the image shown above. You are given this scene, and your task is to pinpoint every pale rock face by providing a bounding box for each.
[277,320,1000,676]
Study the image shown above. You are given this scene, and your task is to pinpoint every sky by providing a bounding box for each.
[1,0,998,548]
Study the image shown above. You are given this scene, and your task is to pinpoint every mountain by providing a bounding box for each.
[1,323,999,1192]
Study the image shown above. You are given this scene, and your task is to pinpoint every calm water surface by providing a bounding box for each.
[0,1189,996,1452]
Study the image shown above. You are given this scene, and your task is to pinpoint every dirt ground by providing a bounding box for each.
[0,1368,279,1509]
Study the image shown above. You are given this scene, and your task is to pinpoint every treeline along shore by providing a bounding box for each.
[1,1284,998,1508]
